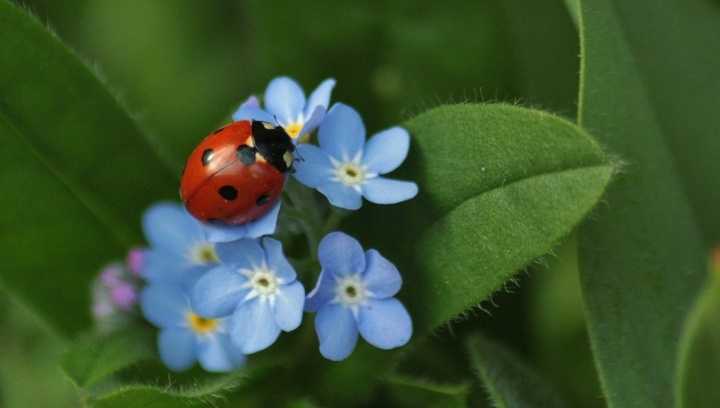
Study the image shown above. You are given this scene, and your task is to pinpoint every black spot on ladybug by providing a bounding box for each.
[256,194,270,206]
[218,185,238,201]
[201,149,214,166]
[237,145,256,166]
[207,218,226,226]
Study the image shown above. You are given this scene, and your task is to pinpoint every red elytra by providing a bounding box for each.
[180,120,291,226]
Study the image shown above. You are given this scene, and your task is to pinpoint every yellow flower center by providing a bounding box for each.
[297,133,311,144]
[191,243,219,265]
[284,123,303,139]
[188,312,218,334]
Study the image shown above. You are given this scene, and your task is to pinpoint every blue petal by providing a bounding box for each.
[357,298,412,350]
[303,78,336,119]
[318,232,366,277]
[197,201,279,243]
[232,95,259,120]
[142,250,208,287]
[240,95,260,108]
[177,266,208,292]
[198,221,247,243]
[361,127,410,174]
[272,280,305,331]
[317,180,363,210]
[293,144,334,188]
[143,202,202,253]
[315,303,358,361]
[220,331,248,367]
[231,297,281,354]
[298,105,326,138]
[264,76,305,124]
[215,238,266,269]
[141,249,179,281]
[318,103,365,161]
[361,177,418,204]
[263,237,296,281]
[191,266,247,318]
[244,201,281,238]
[304,270,336,312]
[231,105,274,123]
[362,249,402,299]
[158,328,197,371]
[197,332,246,372]
[140,284,189,328]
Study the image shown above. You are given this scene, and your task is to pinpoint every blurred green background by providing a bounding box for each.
[1,0,586,406]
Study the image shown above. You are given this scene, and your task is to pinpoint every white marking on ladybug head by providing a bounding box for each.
[283,151,293,169]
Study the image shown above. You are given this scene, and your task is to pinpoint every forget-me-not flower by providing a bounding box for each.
[191,237,305,354]
[292,103,418,210]
[233,76,336,141]
[305,232,412,361]
[141,202,221,286]
[141,281,246,372]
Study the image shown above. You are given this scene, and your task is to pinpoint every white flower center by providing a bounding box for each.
[335,274,367,307]
[330,152,369,188]
[244,266,282,298]
[190,243,219,265]
[337,162,365,186]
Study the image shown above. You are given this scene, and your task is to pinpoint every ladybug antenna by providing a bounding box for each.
[294,148,305,162]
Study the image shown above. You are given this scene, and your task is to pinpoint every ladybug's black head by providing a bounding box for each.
[251,121,295,173]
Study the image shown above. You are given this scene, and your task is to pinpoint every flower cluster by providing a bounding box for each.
[94,76,418,372]
[90,250,143,332]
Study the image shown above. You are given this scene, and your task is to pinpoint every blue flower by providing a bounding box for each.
[233,76,336,141]
[141,281,246,372]
[305,232,412,361]
[191,237,305,354]
[292,103,418,210]
[141,202,221,286]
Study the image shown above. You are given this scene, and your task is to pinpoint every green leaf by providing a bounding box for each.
[562,0,580,28]
[355,103,611,331]
[0,1,177,335]
[60,328,245,407]
[676,273,720,408]
[60,329,155,390]
[502,0,580,115]
[385,375,470,408]
[589,1,720,244]
[526,235,605,407]
[576,0,706,406]
[467,335,568,408]
[88,373,243,408]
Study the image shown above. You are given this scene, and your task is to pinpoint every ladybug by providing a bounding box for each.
[180,120,295,226]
